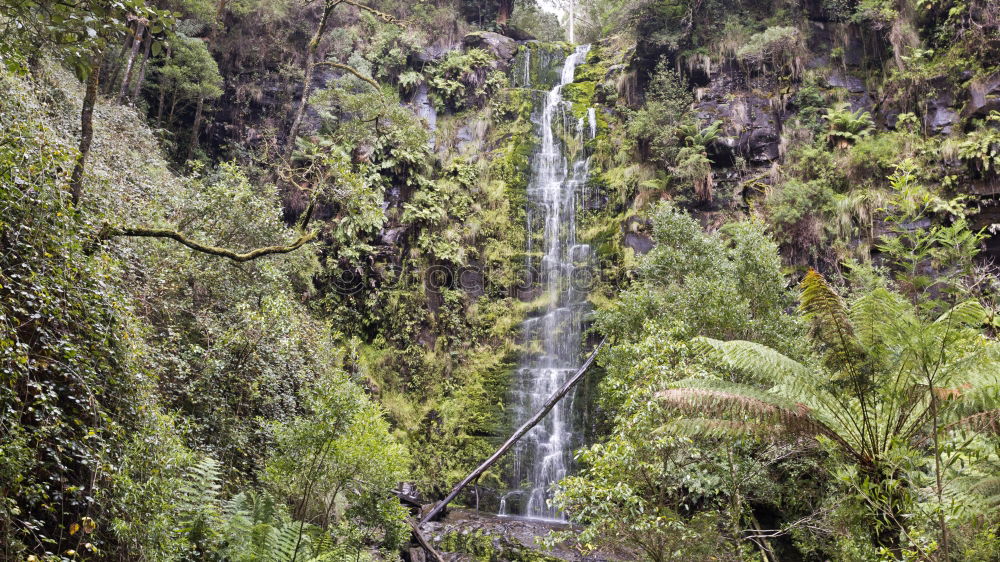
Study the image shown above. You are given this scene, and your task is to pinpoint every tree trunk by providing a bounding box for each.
[187,94,205,161]
[419,338,606,525]
[286,2,335,155]
[104,31,133,95]
[212,0,228,37]
[130,32,152,102]
[118,22,146,104]
[70,60,101,206]
[568,0,575,43]
[167,88,179,127]
[156,45,172,126]
[496,0,514,27]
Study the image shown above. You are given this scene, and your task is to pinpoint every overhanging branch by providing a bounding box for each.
[313,61,379,89]
[105,226,319,262]
[341,0,395,22]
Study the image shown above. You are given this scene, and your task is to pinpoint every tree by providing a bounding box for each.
[0,0,174,204]
[265,373,410,559]
[285,0,391,154]
[658,270,1000,555]
[147,34,223,159]
[496,0,514,26]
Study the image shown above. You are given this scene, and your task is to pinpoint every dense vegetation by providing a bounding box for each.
[1,0,999,560]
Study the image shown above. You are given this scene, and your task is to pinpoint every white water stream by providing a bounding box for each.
[500,44,593,520]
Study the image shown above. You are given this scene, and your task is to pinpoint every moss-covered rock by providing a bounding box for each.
[437,529,563,561]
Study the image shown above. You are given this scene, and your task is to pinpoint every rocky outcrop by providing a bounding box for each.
[622,216,653,255]
[964,72,1000,119]
[463,31,518,65]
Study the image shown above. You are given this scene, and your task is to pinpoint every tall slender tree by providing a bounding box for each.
[285,0,392,155]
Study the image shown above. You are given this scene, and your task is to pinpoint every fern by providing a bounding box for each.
[823,102,873,148]
[176,456,224,555]
[221,490,343,562]
[270,522,306,561]
[668,271,1000,469]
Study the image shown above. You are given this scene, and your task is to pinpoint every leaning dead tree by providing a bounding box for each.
[419,338,607,525]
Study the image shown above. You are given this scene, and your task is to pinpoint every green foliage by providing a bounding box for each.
[595,202,799,410]
[766,178,837,264]
[509,0,565,42]
[0,0,175,75]
[0,58,414,561]
[550,427,728,560]
[0,70,141,558]
[154,33,223,105]
[266,372,410,557]
[427,48,497,111]
[956,111,1000,177]
[626,60,693,167]
[876,161,986,305]
[736,26,804,76]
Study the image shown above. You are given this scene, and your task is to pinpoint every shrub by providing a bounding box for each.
[737,26,805,77]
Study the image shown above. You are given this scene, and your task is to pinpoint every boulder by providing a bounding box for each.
[462,31,518,63]
[747,127,781,163]
[622,216,654,255]
[826,70,866,93]
[926,103,959,135]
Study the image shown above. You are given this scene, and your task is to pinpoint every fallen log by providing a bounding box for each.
[407,518,445,562]
[419,338,606,525]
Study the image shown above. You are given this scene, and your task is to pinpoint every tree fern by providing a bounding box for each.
[658,271,1000,551]
[799,269,863,373]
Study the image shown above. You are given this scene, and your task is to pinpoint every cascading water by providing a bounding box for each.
[500,44,594,520]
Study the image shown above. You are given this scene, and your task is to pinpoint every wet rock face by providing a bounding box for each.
[696,77,784,167]
[926,100,960,135]
[965,72,1000,119]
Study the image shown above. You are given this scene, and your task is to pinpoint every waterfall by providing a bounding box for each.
[500,44,593,521]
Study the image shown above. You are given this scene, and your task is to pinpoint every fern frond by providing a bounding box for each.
[694,337,811,386]
[657,385,854,455]
[799,269,862,370]
[270,521,306,562]
[849,288,913,352]
[178,456,222,511]
[665,417,817,442]
[947,409,1000,434]
[935,300,988,329]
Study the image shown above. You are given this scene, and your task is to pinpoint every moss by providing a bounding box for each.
[562,80,596,118]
